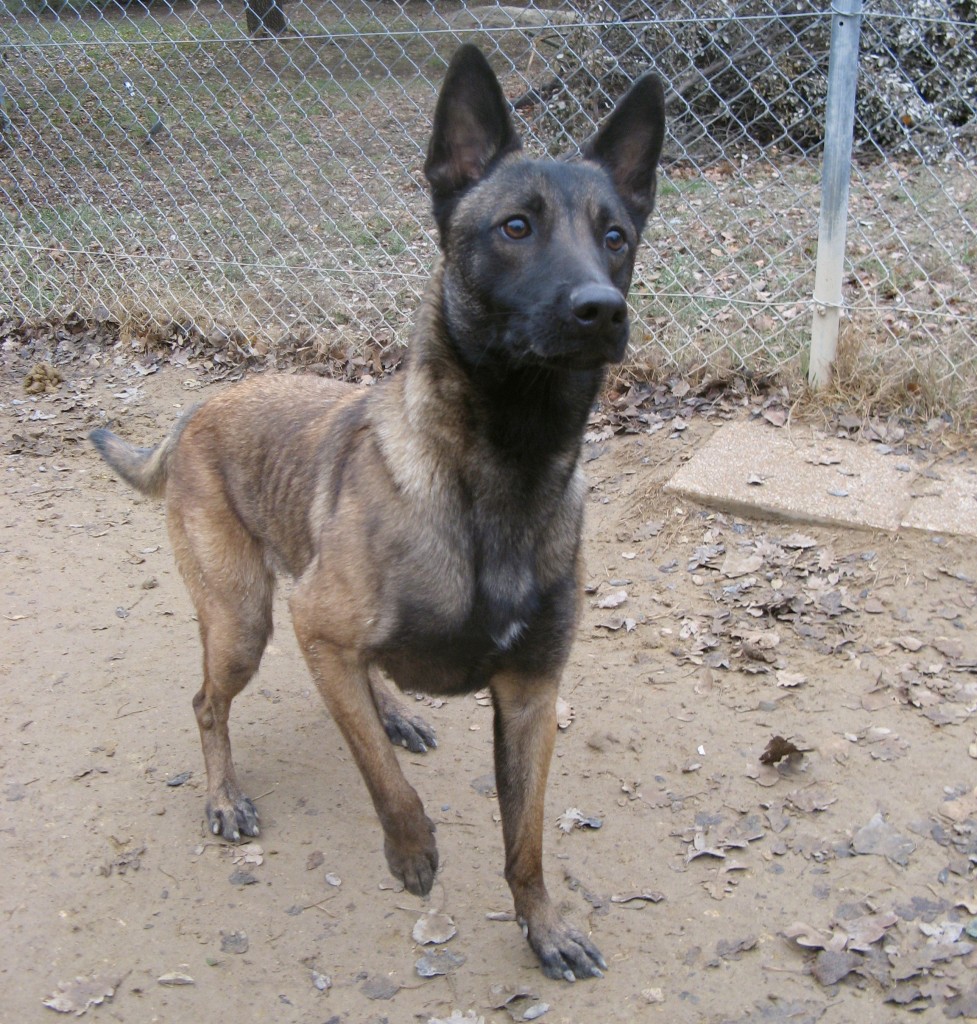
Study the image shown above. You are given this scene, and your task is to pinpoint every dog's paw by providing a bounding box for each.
[206,794,260,843]
[384,817,439,896]
[525,915,607,982]
[381,706,438,754]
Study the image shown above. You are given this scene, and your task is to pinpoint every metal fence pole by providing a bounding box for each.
[809,0,863,388]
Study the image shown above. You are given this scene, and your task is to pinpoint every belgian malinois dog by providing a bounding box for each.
[91,45,664,981]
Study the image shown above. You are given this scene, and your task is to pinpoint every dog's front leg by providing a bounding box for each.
[490,671,607,981]
[291,604,438,895]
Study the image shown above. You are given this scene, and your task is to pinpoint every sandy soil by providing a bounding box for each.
[4,357,977,1024]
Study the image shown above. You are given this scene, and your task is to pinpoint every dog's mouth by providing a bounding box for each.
[539,349,625,372]
[523,327,630,372]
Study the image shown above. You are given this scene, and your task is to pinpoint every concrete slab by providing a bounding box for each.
[665,418,977,539]
[901,461,977,534]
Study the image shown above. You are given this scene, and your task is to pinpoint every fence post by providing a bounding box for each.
[809,0,863,388]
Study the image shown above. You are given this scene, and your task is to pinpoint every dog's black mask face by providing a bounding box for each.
[424,45,666,374]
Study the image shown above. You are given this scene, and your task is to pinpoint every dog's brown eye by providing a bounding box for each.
[605,227,626,251]
[501,217,532,240]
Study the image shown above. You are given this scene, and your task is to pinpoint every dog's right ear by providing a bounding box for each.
[424,45,522,237]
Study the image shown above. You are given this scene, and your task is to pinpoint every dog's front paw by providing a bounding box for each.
[206,791,260,843]
[384,816,439,896]
[525,914,606,982]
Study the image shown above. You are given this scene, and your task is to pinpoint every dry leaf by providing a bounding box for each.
[361,975,400,1000]
[686,831,726,862]
[760,736,810,765]
[231,842,263,866]
[611,890,665,905]
[556,807,603,832]
[842,911,899,951]
[721,552,764,578]
[716,934,758,959]
[945,987,977,1020]
[733,627,780,649]
[940,787,977,823]
[595,615,637,632]
[762,406,788,427]
[158,972,195,986]
[851,812,915,865]
[786,787,836,813]
[416,949,466,977]
[745,763,783,787]
[412,909,457,945]
[812,949,862,986]
[488,984,540,1018]
[933,636,964,659]
[43,973,122,1015]
[783,921,840,950]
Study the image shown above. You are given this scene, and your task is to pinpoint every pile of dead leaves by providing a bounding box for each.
[669,518,863,673]
[784,895,977,1014]
[1,311,404,385]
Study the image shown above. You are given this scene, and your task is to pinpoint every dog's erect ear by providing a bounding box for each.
[582,73,666,234]
[424,45,522,231]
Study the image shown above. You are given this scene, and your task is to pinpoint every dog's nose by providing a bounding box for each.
[569,284,627,334]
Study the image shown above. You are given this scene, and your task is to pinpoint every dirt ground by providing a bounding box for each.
[4,355,977,1024]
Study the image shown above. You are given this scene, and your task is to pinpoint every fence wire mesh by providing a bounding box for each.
[1,0,975,403]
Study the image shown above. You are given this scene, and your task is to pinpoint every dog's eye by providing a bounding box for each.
[605,227,627,252]
[500,217,532,240]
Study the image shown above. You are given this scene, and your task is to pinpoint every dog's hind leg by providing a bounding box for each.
[168,502,274,843]
[491,670,607,981]
[368,668,438,754]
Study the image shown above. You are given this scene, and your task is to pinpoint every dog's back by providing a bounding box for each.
[91,375,356,559]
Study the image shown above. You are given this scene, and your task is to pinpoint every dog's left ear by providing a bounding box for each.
[582,74,666,234]
[425,45,523,235]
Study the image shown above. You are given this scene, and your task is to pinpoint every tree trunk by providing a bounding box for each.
[245,0,287,37]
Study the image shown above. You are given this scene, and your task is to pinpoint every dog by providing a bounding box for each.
[91,44,664,981]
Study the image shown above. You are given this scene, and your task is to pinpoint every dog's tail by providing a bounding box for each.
[89,411,193,499]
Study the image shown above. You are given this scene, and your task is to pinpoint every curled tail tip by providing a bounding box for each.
[89,426,114,453]
[89,426,128,466]
[89,426,168,497]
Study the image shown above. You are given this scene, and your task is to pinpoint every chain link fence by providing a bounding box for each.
[1,1,975,406]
